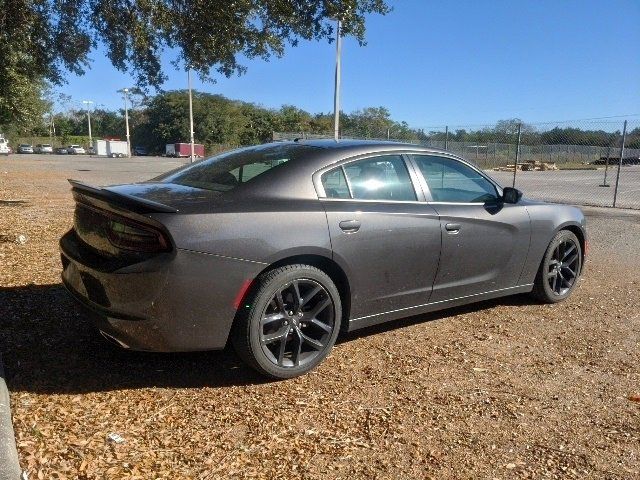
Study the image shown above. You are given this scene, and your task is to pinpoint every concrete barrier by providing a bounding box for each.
[0,355,21,480]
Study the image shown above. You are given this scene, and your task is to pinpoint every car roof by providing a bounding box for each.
[205,139,467,203]
[283,138,449,156]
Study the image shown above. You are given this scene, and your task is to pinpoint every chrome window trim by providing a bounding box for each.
[426,201,491,206]
[315,151,420,202]
[313,148,503,203]
[319,197,429,205]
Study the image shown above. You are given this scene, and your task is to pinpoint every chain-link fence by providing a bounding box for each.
[274,118,640,210]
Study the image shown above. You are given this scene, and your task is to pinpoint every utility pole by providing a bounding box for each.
[118,88,132,157]
[82,100,94,149]
[333,19,342,141]
[188,69,195,163]
[49,112,55,144]
[512,123,522,188]
[613,120,627,208]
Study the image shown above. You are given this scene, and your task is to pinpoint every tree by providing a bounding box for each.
[0,0,389,127]
[626,128,640,150]
[0,71,49,131]
[277,105,312,133]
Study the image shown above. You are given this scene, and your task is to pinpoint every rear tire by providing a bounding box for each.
[532,230,582,303]
[231,264,342,379]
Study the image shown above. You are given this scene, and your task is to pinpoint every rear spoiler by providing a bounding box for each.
[68,179,179,214]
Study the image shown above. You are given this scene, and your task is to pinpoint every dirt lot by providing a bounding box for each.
[1,156,639,479]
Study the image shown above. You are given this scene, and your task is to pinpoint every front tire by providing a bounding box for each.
[232,264,342,379]
[532,230,582,303]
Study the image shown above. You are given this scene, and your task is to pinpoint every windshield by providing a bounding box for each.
[157,143,318,192]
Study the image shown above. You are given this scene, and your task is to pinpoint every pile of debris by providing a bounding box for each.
[494,160,559,172]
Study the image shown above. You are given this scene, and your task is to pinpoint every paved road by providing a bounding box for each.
[1,154,189,186]
[3,153,639,210]
[489,166,640,210]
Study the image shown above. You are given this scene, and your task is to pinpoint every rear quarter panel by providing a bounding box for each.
[153,199,333,264]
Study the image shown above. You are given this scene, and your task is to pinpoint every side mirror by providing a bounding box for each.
[502,187,523,204]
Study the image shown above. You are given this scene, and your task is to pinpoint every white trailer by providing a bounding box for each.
[93,139,129,157]
[0,134,9,156]
[94,139,107,156]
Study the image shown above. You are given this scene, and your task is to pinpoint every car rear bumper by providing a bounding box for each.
[60,230,264,352]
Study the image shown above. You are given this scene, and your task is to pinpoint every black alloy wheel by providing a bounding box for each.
[532,230,582,303]
[547,239,580,296]
[232,264,342,379]
[259,279,335,368]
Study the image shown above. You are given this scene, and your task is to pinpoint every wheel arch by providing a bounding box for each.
[246,254,352,332]
[556,222,587,269]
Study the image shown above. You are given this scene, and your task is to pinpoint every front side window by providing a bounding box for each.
[339,155,416,201]
[410,155,498,203]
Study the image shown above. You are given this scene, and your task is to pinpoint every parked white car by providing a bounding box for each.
[35,143,53,154]
[67,145,86,154]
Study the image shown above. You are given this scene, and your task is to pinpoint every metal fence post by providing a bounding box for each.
[444,126,449,151]
[600,146,611,187]
[512,123,522,188]
[612,120,627,208]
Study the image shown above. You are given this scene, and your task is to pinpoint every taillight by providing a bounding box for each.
[107,219,169,252]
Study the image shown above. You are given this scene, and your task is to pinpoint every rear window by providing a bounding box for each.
[157,144,317,192]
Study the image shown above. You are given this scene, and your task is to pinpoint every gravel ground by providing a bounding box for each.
[1,156,639,479]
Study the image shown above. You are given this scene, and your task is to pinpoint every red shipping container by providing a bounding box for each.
[172,143,205,158]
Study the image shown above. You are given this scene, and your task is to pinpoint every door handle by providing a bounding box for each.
[445,223,461,233]
[339,219,361,233]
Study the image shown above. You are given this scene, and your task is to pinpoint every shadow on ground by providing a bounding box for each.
[0,283,536,394]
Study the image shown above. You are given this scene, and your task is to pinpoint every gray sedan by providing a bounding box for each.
[60,140,586,378]
[17,144,34,154]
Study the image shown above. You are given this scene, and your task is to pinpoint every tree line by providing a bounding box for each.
[5,91,423,152]
[5,90,637,152]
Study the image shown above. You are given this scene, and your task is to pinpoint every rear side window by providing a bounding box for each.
[321,168,350,198]
[158,144,317,192]
[320,155,416,201]
[411,155,498,203]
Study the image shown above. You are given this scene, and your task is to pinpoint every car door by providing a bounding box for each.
[408,154,531,303]
[317,153,442,322]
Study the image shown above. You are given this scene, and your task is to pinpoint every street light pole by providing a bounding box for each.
[333,19,342,141]
[82,100,94,150]
[188,69,195,163]
[118,88,132,157]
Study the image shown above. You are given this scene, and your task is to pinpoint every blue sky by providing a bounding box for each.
[59,0,640,127]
